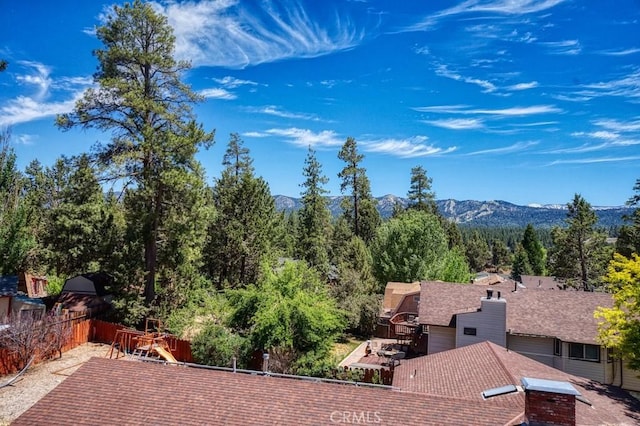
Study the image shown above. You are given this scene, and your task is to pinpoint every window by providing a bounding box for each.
[463,327,477,336]
[413,295,420,303]
[554,338,562,356]
[568,343,600,362]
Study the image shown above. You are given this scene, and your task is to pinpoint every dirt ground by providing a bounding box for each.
[0,342,112,425]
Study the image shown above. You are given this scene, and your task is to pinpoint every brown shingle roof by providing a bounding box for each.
[419,281,613,343]
[393,342,640,426]
[14,357,522,426]
[382,281,420,314]
[519,275,565,290]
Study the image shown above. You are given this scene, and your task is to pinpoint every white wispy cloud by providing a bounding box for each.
[199,88,237,100]
[466,140,538,155]
[247,105,322,121]
[260,128,344,148]
[405,0,566,31]
[434,64,497,93]
[593,118,640,132]
[16,61,52,99]
[598,48,640,56]
[549,93,593,102]
[147,0,367,68]
[414,104,561,116]
[423,118,484,130]
[213,76,258,88]
[576,68,640,99]
[15,134,36,146]
[548,155,640,166]
[363,136,457,158]
[507,81,538,91]
[0,95,78,126]
[570,130,640,148]
[539,39,581,55]
[413,105,470,114]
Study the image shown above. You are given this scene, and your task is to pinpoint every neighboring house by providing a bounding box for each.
[393,341,640,426]
[18,272,48,298]
[0,275,45,320]
[377,281,420,338]
[419,280,640,392]
[519,274,566,290]
[15,349,640,426]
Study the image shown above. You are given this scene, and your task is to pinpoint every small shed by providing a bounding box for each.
[57,272,113,316]
[61,272,112,296]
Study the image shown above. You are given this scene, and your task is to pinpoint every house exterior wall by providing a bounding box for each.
[428,325,455,355]
[456,297,507,348]
[507,335,554,367]
[621,362,640,392]
[0,297,9,319]
[395,293,419,315]
[558,342,606,384]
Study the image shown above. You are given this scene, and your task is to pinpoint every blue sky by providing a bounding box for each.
[1,0,639,206]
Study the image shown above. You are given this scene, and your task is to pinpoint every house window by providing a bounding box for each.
[554,338,562,356]
[568,343,600,362]
[413,295,420,303]
[463,327,477,336]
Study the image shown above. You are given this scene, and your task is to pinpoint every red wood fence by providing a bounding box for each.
[0,315,193,376]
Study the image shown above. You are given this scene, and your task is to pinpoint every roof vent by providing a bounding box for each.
[262,352,270,373]
[486,289,493,299]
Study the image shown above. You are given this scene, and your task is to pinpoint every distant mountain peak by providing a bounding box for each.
[273,195,632,228]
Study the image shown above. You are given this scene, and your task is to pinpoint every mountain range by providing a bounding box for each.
[273,195,634,228]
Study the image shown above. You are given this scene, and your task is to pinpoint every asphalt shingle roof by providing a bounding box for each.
[393,341,640,426]
[14,357,522,426]
[418,281,613,344]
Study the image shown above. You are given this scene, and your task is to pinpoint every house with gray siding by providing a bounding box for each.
[418,280,640,393]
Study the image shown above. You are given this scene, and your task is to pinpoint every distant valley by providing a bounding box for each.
[273,195,633,228]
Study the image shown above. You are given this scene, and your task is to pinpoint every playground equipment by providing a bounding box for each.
[107,318,177,363]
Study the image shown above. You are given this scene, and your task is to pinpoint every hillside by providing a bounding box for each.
[273,195,633,228]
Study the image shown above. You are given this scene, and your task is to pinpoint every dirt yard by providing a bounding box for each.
[0,342,112,425]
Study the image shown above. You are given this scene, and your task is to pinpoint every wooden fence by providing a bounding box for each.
[339,365,394,386]
[0,315,193,376]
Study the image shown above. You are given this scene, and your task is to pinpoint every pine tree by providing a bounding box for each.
[56,0,214,304]
[548,194,611,290]
[616,178,640,257]
[407,165,437,213]
[465,230,491,272]
[205,135,277,288]
[297,148,331,276]
[521,224,546,275]
[511,243,533,282]
[337,137,380,242]
[45,155,107,276]
[0,132,33,274]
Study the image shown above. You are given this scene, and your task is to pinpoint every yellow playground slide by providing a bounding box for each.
[153,346,178,363]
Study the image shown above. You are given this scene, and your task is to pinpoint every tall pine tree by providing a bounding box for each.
[56,1,214,305]
[205,134,277,288]
[337,137,380,243]
[297,148,331,276]
[548,194,611,290]
[407,165,437,214]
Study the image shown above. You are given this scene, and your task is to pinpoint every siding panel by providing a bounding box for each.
[507,335,554,367]
[428,326,455,355]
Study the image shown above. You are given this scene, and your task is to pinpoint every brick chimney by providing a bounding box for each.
[521,377,579,426]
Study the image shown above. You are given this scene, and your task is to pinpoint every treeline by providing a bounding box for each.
[2,1,639,376]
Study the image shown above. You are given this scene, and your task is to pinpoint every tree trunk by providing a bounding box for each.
[144,227,157,305]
